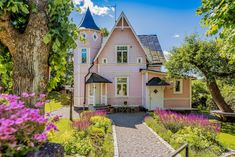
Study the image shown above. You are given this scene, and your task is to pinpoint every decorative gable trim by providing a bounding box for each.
[93,12,149,62]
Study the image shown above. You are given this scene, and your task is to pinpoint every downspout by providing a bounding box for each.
[83,62,94,109]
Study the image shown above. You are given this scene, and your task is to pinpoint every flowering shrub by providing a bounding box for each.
[0,93,58,157]
[155,109,220,133]
[62,111,111,156]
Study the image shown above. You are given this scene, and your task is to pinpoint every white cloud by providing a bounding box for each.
[173,34,180,38]
[73,0,114,16]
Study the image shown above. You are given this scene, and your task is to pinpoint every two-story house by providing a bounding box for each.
[73,8,192,110]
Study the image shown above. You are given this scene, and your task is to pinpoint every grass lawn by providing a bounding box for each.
[45,100,63,112]
[218,122,235,150]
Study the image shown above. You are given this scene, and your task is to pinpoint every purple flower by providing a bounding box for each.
[35,102,45,107]
[33,133,47,142]
[39,94,46,99]
[21,92,30,98]
[45,123,58,132]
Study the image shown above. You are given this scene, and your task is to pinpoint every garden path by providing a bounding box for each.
[49,106,80,119]
[108,112,174,157]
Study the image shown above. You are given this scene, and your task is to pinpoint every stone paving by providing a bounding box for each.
[108,112,174,157]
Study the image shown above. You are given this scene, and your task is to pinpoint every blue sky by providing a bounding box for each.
[71,0,205,53]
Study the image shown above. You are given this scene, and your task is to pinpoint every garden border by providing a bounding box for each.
[143,122,181,157]
[112,123,119,157]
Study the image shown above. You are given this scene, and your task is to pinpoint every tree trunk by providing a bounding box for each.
[0,0,49,96]
[206,78,233,112]
[13,13,49,95]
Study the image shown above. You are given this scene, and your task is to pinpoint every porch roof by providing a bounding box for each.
[146,77,170,86]
[86,73,112,84]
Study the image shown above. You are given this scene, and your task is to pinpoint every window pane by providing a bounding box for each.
[175,81,181,92]
[117,84,121,95]
[117,51,122,63]
[81,50,87,64]
[117,78,127,83]
[123,51,127,63]
[123,84,127,96]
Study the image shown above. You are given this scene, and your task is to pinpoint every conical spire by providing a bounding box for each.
[79,7,100,31]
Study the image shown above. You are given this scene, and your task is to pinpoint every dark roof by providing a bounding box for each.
[86,73,112,84]
[146,77,170,86]
[79,8,100,31]
[138,35,165,64]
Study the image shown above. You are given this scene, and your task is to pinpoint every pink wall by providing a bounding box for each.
[97,27,147,106]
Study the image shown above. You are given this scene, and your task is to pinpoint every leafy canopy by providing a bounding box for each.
[197,0,235,60]
[0,0,78,91]
[165,34,235,81]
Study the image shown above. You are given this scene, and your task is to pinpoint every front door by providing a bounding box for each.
[148,86,164,110]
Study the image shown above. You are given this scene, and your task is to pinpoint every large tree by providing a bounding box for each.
[166,34,235,112]
[0,0,77,95]
[197,0,235,60]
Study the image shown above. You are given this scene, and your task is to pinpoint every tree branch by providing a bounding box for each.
[0,11,19,55]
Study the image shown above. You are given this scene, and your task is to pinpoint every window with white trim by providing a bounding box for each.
[93,32,98,41]
[137,57,143,64]
[116,46,128,63]
[174,79,183,94]
[81,48,88,64]
[116,77,128,97]
[102,58,107,64]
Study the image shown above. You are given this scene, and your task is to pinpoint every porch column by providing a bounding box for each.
[105,83,108,105]
[93,84,96,106]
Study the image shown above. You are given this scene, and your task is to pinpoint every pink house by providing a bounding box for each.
[74,8,192,110]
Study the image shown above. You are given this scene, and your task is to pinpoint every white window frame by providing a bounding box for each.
[174,79,183,94]
[80,48,90,64]
[93,32,98,41]
[116,45,129,64]
[137,57,143,64]
[115,77,129,97]
[102,58,108,64]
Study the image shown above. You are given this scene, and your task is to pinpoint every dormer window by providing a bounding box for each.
[93,32,98,41]
[117,45,128,64]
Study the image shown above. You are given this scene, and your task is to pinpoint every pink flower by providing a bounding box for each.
[21,92,30,98]
[35,102,45,107]
[33,133,47,142]
[39,94,46,99]
[45,123,58,132]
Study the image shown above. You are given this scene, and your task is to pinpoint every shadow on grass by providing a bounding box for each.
[221,122,235,135]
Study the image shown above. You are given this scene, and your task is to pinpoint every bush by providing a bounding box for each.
[47,91,72,106]
[90,116,111,132]
[0,93,58,157]
[80,110,106,120]
[172,126,225,156]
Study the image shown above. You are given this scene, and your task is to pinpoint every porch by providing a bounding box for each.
[86,73,112,106]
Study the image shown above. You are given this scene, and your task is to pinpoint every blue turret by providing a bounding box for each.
[79,7,100,31]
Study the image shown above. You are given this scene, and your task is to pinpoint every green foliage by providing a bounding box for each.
[166,34,235,81]
[47,91,72,106]
[0,44,13,92]
[44,100,63,112]
[197,0,235,60]
[46,0,78,91]
[145,114,227,157]
[100,27,109,37]
[218,81,235,110]
[173,126,224,155]
[90,116,111,132]
[0,0,78,92]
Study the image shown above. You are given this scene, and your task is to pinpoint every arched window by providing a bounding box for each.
[93,32,98,41]
[81,48,87,64]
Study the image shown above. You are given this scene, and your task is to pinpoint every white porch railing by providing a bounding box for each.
[88,96,95,105]
[101,95,107,105]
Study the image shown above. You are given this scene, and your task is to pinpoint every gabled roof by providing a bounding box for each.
[93,12,148,62]
[79,7,100,31]
[138,35,165,64]
[86,73,112,84]
[146,77,170,86]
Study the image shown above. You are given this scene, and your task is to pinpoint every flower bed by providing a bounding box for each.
[49,110,114,156]
[145,109,227,157]
[0,93,59,157]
